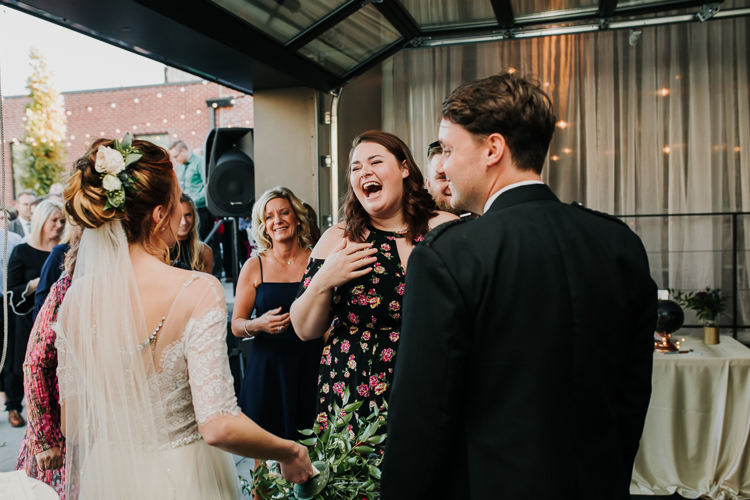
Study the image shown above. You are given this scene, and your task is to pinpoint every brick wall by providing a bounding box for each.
[1,80,253,204]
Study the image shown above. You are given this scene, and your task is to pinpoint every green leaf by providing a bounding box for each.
[353,445,375,455]
[121,132,132,150]
[367,465,381,479]
[299,428,315,436]
[125,152,142,166]
[366,434,386,445]
[299,437,317,446]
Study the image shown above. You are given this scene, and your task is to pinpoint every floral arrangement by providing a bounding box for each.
[671,287,727,326]
[94,132,141,210]
[250,390,387,500]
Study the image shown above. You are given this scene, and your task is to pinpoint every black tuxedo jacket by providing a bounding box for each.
[382,184,657,500]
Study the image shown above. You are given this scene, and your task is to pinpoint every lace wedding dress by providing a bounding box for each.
[56,222,243,499]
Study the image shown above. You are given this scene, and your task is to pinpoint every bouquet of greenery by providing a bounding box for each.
[671,287,727,326]
[249,390,387,500]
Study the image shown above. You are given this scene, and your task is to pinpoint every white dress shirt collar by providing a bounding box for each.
[483,180,545,214]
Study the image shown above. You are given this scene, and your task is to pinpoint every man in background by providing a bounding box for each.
[425,141,473,217]
[382,72,657,499]
[9,190,36,238]
[170,140,211,241]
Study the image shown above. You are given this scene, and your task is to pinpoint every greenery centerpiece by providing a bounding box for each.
[671,287,726,327]
[249,390,387,500]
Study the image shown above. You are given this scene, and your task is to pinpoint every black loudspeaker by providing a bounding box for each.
[205,127,255,217]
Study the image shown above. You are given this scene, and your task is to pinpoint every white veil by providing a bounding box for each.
[56,221,176,499]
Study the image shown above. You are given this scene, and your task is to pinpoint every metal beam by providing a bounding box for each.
[287,0,363,50]
[599,0,619,18]
[490,0,515,29]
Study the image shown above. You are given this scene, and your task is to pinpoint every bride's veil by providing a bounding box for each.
[56,221,176,499]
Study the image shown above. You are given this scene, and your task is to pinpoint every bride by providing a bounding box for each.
[56,135,312,499]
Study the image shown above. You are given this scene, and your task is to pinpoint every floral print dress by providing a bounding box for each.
[301,225,423,430]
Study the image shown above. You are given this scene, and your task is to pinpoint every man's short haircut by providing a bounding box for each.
[16,189,37,200]
[169,140,189,152]
[442,71,556,174]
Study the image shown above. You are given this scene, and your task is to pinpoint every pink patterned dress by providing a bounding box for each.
[300,226,423,432]
[16,275,70,498]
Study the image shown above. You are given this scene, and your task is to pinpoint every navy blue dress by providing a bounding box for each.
[238,256,323,440]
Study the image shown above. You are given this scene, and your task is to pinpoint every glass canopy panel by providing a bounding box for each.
[297,4,401,76]
[210,0,349,43]
[512,0,599,19]
[401,0,497,29]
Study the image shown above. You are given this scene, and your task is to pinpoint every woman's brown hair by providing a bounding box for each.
[343,130,437,242]
[64,138,179,262]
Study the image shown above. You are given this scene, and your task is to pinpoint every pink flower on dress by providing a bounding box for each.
[352,285,364,295]
[381,243,391,251]
[347,355,356,369]
[321,383,330,394]
[341,340,351,353]
[389,331,399,342]
[389,300,400,312]
[415,234,424,242]
[374,382,388,395]
[357,383,370,397]
[316,412,329,430]
[368,296,381,309]
[349,326,359,335]
[362,331,371,341]
[372,277,380,284]
[333,381,345,396]
[348,313,359,324]
[397,283,405,295]
[358,295,368,306]
[373,264,386,274]
[303,277,311,288]
[381,348,394,362]
[369,375,379,387]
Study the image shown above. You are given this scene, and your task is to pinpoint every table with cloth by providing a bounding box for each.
[630,331,750,499]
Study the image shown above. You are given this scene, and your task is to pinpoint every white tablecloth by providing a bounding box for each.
[630,332,750,499]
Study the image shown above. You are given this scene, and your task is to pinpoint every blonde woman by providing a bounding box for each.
[231,186,323,440]
[171,193,213,273]
[4,199,65,427]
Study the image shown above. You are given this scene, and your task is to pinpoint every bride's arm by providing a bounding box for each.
[198,414,310,482]
[187,277,312,483]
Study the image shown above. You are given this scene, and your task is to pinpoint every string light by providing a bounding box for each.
[556,120,568,129]
[659,88,670,97]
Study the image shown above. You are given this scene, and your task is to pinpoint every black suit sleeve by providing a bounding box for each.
[381,243,470,499]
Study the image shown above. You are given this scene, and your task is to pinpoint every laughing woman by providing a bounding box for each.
[290,130,457,430]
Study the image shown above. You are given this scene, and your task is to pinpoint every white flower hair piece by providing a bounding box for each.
[95,132,142,210]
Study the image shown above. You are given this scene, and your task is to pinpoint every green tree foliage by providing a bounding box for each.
[18,48,67,194]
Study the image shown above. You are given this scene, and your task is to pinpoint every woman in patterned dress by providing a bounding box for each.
[16,229,81,498]
[291,130,457,431]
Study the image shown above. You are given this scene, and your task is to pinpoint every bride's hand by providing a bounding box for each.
[314,239,378,290]
[255,307,291,334]
[279,442,314,484]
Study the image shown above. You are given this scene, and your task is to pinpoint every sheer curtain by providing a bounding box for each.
[384,16,750,327]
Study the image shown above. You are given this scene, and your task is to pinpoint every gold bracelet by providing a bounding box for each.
[243,319,254,338]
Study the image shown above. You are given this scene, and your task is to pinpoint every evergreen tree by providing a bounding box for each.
[19,48,67,194]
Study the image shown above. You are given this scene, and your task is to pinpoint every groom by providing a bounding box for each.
[381,72,657,499]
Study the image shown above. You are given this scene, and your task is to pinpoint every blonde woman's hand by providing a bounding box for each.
[255,306,291,334]
[313,239,378,290]
[279,442,314,484]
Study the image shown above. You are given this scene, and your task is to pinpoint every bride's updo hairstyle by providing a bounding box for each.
[65,137,179,261]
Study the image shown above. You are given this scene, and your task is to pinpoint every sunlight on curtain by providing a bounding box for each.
[385,16,750,326]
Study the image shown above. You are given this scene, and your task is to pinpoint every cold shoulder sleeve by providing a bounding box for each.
[184,277,241,425]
